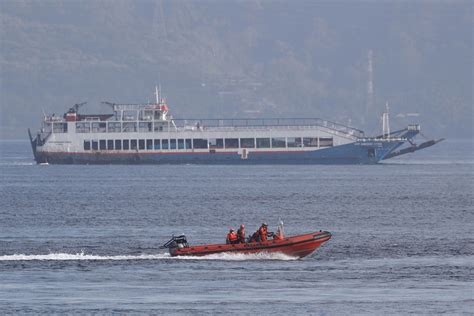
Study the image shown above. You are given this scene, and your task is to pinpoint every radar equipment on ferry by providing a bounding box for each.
[68,102,86,114]
[155,85,169,119]
[64,102,86,122]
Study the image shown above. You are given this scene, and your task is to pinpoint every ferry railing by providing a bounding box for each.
[188,125,360,141]
[72,117,364,139]
[172,118,364,138]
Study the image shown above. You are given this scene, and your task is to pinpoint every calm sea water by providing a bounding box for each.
[0,140,472,314]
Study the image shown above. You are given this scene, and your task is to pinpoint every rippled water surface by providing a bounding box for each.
[0,140,473,314]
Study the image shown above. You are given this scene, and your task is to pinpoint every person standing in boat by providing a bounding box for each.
[259,223,268,242]
[226,229,238,244]
[237,224,246,243]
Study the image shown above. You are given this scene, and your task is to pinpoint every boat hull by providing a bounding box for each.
[34,140,403,165]
[169,231,331,258]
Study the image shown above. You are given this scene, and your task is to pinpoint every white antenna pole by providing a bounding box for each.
[367,50,374,122]
[382,102,390,138]
[155,85,159,104]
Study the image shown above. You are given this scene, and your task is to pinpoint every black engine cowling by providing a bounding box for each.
[161,235,189,249]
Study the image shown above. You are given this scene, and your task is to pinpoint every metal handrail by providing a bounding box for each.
[172,118,364,137]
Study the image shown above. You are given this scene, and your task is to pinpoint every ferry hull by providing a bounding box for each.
[35,140,404,165]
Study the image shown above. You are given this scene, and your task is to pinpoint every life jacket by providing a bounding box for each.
[259,226,268,241]
[227,231,238,243]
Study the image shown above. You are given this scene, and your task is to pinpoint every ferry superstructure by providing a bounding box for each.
[28,88,443,165]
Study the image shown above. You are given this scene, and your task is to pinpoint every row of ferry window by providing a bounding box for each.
[76,122,161,133]
[46,122,162,134]
[83,137,333,151]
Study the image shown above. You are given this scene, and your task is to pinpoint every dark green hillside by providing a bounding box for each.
[0,0,471,138]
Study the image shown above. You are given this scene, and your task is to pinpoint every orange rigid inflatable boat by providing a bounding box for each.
[161,230,331,258]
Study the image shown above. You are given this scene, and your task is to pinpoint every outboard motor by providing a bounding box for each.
[161,235,189,249]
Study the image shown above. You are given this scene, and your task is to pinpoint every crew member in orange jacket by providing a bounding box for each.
[226,229,238,244]
[237,224,245,243]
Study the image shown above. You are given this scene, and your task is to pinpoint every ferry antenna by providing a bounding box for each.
[155,85,160,104]
[366,49,374,124]
[382,102,390,139]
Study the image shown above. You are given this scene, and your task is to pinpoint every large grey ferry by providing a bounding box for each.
[28,88,442,165]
